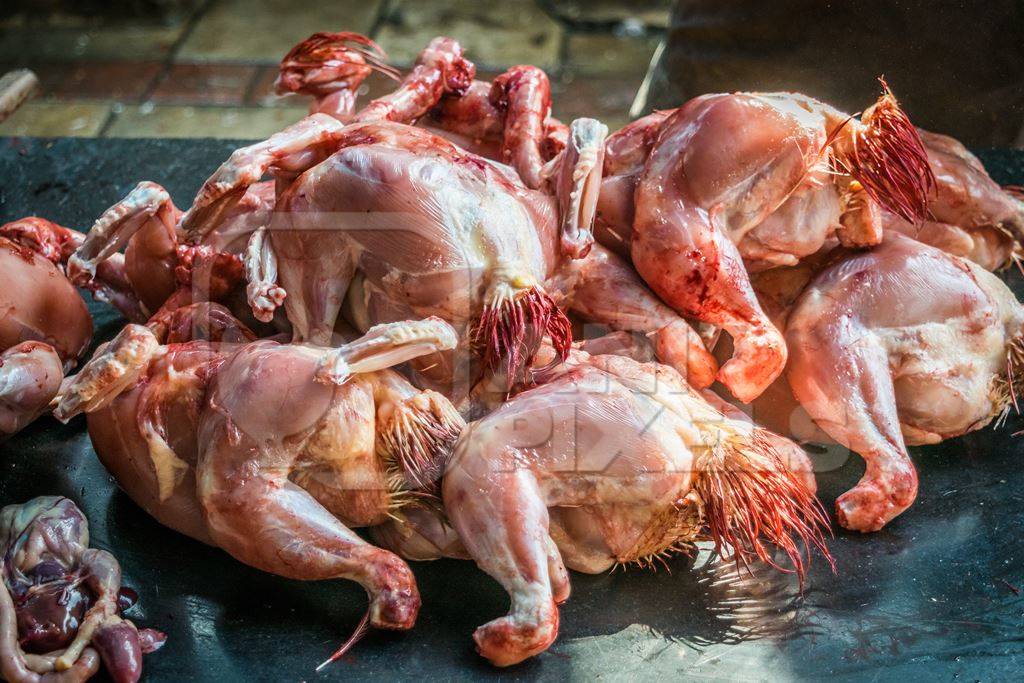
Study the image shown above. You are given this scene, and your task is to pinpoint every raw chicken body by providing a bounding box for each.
[53,316,463,646]
[746,134,1024,440]
[596,88,933,403]
[0,219,96,438]
[183,114,715,398]
[882,130,1024,270]
[399,346,827,666]
[785,234,1024,531]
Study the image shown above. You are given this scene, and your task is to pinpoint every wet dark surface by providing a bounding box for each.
[1,138,1024,681]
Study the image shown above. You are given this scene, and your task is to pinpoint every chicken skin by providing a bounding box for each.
[596,87,933,403]
[786,234,1024,531]
[53,315,464,661]
[182,114,715,399]
[882,130,1024,270]
[404,346,828,666]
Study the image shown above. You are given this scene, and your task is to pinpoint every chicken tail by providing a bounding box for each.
[694,428,834,585]
[992,328,1024,427]
[834,78,934,224]
[377,390,466,497]
[472,277,572,385]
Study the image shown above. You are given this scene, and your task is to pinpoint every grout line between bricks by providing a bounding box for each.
[368,0,397,41]
[96,104,118,138]
[141,0,218,103]
[240,67,267,107]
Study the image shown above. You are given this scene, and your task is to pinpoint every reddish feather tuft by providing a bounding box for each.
[378,392,465,495]
[842,79,935,224]
[472,287,572,384]
[277,32,400,96]
[694,430,834,585]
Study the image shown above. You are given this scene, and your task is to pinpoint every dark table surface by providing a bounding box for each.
[2,137,1024,682]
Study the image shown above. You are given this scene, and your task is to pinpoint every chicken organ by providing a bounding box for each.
[53,316,464,656]
[596,86,934,403]
[785,234,1024,531]
[436,346,827,666]
[0,219,95,438]
[0,496,165,683]
[182,113,716,398]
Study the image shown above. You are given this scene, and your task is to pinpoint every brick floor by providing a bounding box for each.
[41,62,164,102]
[376,0,563,70]
[149,64,260,106]
[0,0,656,138]
[177,0,383,64]
[0,101,112,137]
[0,17,189,62]
[104,104,309,138]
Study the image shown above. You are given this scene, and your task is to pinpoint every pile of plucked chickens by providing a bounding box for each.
[2,31,1023,679]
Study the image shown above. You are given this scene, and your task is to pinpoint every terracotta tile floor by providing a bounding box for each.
[0,0,669,139]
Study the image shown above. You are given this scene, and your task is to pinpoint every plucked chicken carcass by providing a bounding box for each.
[68,180,274,325]
[746,127,1024,438]
[53,314,463,666]
[881,130,1024,270]
[379,343,828,666]
[0,496,164,683]
[0,218,129,438]
[744,149,1024,530]
[780,234,1024,531]
[182,112,717,399]
[595,85,934,403]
